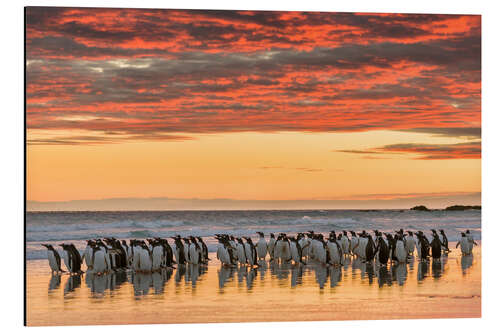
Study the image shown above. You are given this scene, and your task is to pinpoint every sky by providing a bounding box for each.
[25,7,481,210]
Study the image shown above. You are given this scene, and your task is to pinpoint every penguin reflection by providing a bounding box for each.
[417,260,429,282]
[377,265,392,287]
[175,264,186,284]
[329,266,342,288]
[48,274,61,291]
[291,264,304,287]
[152,272,165,294]
[365,263,375,285]
[392,262,407,286]
[64,274,81,295]
[431,258,443,279]
[88,272,109,295]
[461,254,473,274]
[257,260,268,280]
[187,264,206,288]
[133,273,152,296]
[313,264,328,289]
[246,268,257,290]
[218,265,235,290]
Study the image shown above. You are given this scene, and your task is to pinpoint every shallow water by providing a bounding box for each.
[26,243,481,326]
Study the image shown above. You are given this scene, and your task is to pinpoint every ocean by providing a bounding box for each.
[26,209,481,261]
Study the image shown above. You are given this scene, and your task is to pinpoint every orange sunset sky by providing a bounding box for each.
[25,8,481,210]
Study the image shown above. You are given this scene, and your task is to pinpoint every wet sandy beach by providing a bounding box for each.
[26,242,481,326]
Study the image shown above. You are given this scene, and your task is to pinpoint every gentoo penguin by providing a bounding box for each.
[273,234,284,261]
[236,238,247,265]
[349,231,359,257]
[356,232,368,260]
[405,231,416,255]
[439,230,450,253]
[416,231,430,261]
[267,233,276,260]
[340,231,350,255]
[172,236,186,265]
[244,237,259,267]
[465,230,478,250]
[139,243,153,272]
[82,240,94,269]
[183,238,191,263]
[121,240,131,265]
[41,244,64,274]
[457,232,472,255]
[314,234,328,265]
[188,237,202,265]
[394,235,407,263]
[256,232,267,260]
[375,235,389,265]
[365,235,376,262]
[196,237,209,263]
[289,236,306,265]
[59,244,82,274]
[216,236,234,266]
[279,234,292,263]
[158,237,175,267]
[91,245,109,275]
[430,231,442,260]
[151,239,164,271]
[326,235,343,266]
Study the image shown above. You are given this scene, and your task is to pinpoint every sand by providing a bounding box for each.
[26,242,481,326]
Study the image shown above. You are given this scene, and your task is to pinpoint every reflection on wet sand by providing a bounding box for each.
[46,253,476,297]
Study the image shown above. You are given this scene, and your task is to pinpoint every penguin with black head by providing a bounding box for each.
[430,230,442,260]
[439,229,450,253]
[42,244,64,274]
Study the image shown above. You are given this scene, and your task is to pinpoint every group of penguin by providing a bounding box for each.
[42,229,477,275]
[42,235,209,275]
[214,229,477,267]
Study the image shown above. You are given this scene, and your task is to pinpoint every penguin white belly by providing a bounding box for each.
[257,239,267,259]
[316,244,327,264]
[341,238,349,254]
[220,247,231,265]
[290,242,300,263]
[406,237,415,254]
[47,251,58,272]
[460,238,471,255]
[82,246,92,268]
[93,251,107,273]
[273,241,282,260]
[358,238,367,259]
[139,250,152,271]
[62,250,71,271]
[132,247,141,270]
[395,241,406,262]
[245,244,254,265]
[327,243,341,265]
[152,246,163,269]
[351,237,359,256]
[183,244,190,262]
[189,245,199,265]
[267,239,276,258]
[280,242,290,261]
[236,244,246,264]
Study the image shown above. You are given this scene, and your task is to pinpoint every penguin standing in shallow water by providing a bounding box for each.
[256,232,267,260]
[439,230,450,253]
[457,232,472,255]
[375,235,389,265]
[430,230,442,260]
[42,244,64,274]
[244,237,259,267]
[267,233,276,261]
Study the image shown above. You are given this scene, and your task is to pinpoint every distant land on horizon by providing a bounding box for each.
[27,192,481,212]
